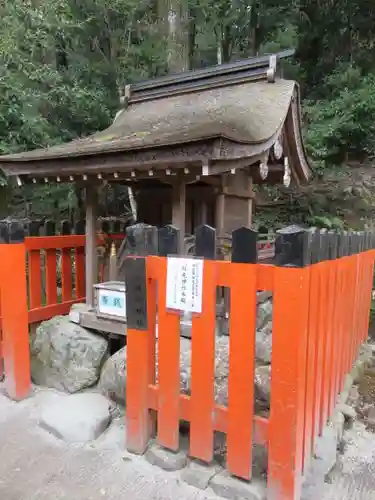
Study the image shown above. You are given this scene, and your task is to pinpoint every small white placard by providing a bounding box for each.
[98,288,126,317]
[166,257,204,314]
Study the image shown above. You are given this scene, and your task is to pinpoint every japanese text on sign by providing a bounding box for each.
[166,257,204,313]
[98,289,126,317]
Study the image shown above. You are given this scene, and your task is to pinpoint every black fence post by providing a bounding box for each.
[61,220,71,235]
[43,220,56,237]
[75,219,85,235]
[158,224,180,256]
[275,225,311,267]
[231,226,258,264]
[195,224,216,260]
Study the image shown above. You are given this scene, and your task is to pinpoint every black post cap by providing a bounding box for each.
[44,220,56,236]
[0,219,25,243]
[113,220,122,234]
[275,224,310,267]
[231,226,258,264]
[27,220,41,237]
[75,219,85,235]
[195,224,216,260]
[61,220,71,235]
[126,223,158,256]
[158,225,180,256]
[327,231,339,260]
[101,219,110,234]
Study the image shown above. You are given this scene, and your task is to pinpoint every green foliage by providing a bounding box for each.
[304,67,375,167]
[0,0,375,225]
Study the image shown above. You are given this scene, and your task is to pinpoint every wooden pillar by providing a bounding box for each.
[215,193,225,236]
[247,176,254,227]
[171,180,186,253]
[201,200,208,225]
[85,183,98,307]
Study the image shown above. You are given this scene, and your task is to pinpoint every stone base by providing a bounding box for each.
[145,443,188,471]
[39,393,111,443]
[181,460,222,489]
[209,471,266,500]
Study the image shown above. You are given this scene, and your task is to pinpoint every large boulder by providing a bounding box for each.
[214,336,271,408]
[100,334,272,410]
[255,321,273,364]
[31,316,109,393]
[98,337,192,405]
[256,298,273,330]
[98,346,127,405]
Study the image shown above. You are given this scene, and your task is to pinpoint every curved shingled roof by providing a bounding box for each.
[0,52,312,185]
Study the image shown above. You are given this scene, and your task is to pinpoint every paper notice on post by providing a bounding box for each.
[166,257,204,314]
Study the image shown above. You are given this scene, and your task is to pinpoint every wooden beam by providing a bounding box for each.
[85,184,98,307]
[215,193,225,237]
[171,180,186,253]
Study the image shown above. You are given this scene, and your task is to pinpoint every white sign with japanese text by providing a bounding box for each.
[98,288,126,317]
[166,257,204,314]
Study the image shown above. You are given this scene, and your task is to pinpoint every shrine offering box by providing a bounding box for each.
[94,281,126,322]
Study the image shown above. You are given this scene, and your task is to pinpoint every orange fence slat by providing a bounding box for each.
[226,263,257,480]
[189,259,216,463]
[267,266,310,500]
[0,242,31,400]
[320,259,336,431]
[75,247,85,299]
[126,257,156,454]
[28,250,42,309]
[331,257,343,430]
[156,258,181,450]
[61,249,73,302]
[304,261,322,469]
[327,259,339,420]
[0,289,2,379]
[45,249,58,305]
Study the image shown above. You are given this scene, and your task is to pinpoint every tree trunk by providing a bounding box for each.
[158,0,189,73]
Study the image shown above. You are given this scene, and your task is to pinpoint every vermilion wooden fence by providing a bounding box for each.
[25,233,124,324]
[124,225,375,500]
[0,226,123,386]
[0,220,374,500]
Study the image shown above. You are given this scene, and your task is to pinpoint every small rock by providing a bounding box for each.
[254,365,271,404]
[181,460,222,489]
[40,393,111,443]
[209,470,266,500]
[337,403,357,421]
[69,303,91,324]
[145,443,188,471]
[256,300,273,330]
[348,386,360,406]
[331,410,345,441]
[99,347,127,405]
[366,406,375,426]
[31,316,109,393]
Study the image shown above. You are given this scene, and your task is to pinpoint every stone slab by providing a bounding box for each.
[145,443,188,471]
[209,470,266,500]
[181,460,222,489]
[40,393,111,443]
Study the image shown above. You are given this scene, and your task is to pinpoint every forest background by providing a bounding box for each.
[1,0,375,229]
